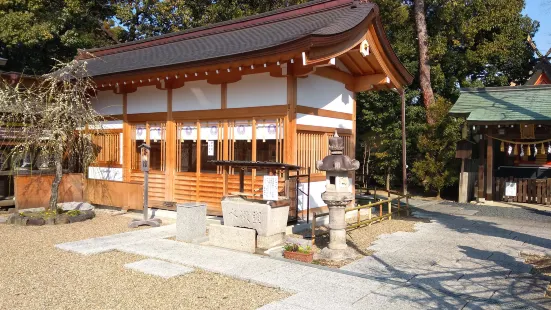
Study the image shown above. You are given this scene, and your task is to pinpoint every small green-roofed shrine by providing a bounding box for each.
[451,64,551,207]
[450,85,551,123]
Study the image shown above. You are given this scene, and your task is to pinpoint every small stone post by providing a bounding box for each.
[316,131,359,261]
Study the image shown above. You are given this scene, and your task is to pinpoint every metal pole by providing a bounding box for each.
[401,89,408,196]
[307,167,311,223]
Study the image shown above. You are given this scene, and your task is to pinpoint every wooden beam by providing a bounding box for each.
[172,105,287,121]
[314,67,354,85]
[349,74,389,92]
[297,124,353,135]
[196,121,201,200]
[296,105,354,121]
[222,84,229,196]
[126,112,168,123]
[486,134,493,200]
[122,93,131,182]
[165,88,175,201]
[478,131,485,201]
[286,75,297,165]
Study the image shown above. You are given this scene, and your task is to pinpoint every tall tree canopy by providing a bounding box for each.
[0,0,116,74]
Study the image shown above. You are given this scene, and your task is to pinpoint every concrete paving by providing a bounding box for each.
[55,200,551,309]
[124,258,194,279]
[342,200,551,309]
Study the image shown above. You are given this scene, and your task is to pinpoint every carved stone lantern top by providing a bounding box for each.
[316,132,360,172]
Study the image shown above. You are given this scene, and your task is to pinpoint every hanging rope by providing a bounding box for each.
[486,135,551,145]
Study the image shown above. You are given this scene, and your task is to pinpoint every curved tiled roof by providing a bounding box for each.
[80,0,411,84]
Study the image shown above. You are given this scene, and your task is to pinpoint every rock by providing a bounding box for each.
[45,217,56,225]
[67,210,95,223]
[0,216,7,224]
[58,202,95,211]
[55,214,69,224]
[26,218,45,226]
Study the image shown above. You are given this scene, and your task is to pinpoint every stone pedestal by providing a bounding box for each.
[176,202,206,242]
[319,204,356,261]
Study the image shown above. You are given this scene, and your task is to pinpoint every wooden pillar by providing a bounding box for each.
[122,93,131,182]
[165,87,175,202]
[221,84,229,196]
[477,130,485,201]
[285,75,297,165]
[486,132,493,200]
[195,121,201,201]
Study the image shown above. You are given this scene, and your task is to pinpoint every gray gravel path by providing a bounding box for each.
[435,201,551,223]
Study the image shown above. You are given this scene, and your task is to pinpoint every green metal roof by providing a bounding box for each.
[450,85,551,123]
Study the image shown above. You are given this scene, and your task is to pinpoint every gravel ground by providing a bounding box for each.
[0,212,288,310]
[291,215,424,268]
[436,201,551,222]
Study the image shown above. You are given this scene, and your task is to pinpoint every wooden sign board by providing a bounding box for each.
[456,139,473,159]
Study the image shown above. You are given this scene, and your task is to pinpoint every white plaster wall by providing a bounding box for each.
[127,85,167,114]
[296,114,353,129]
[92,91,123,115]
[227,72,286,108]
[88,167,123,181]
[297,74,354,114]
[173,80,221,111]
[298,181,326,210]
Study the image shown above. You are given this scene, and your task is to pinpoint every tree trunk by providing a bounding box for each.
[48,149,63,211]
[414,0,435,123]
[436,189,442,200]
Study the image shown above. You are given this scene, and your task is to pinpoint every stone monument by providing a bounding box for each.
[316,131,359,260]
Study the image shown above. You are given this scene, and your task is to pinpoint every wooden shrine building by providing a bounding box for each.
[81,0,412,215]
[451,57,551,204]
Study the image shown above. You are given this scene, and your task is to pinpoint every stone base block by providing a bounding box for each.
[208,224,256,253]
[317,247,357,261]
[176,203,206,242]
[257,233,285,249]
[221,196,289,236]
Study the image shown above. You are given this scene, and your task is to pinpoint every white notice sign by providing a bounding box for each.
[207,140,215,156]
[263,175,279,201]
[505,182,517,197]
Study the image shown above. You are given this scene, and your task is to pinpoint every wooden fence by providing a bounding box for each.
[85,179,144,210]
[310,193,410,244]
[14,173,84,210]
[494,177,551,205]
[14,173,144,210]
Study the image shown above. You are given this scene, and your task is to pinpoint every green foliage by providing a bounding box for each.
[66,210,81,217]
[359,0,537,195]
[411,98,463,198]
[0,0,116,73]
[356,90,425,188]
[283,242,312,254]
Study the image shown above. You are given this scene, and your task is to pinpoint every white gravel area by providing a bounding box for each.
[0,212,289,309]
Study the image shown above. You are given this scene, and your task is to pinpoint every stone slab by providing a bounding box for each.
[257,233,285,249]
[176,203,206,242]
[55,224,176,255]
[221,196,288,236]
[124,259,194,279]
[208,224,256,253]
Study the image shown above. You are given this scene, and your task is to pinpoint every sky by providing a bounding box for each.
[523,0,551,55]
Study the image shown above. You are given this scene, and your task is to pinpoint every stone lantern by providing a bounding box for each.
[316,131,359,260]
